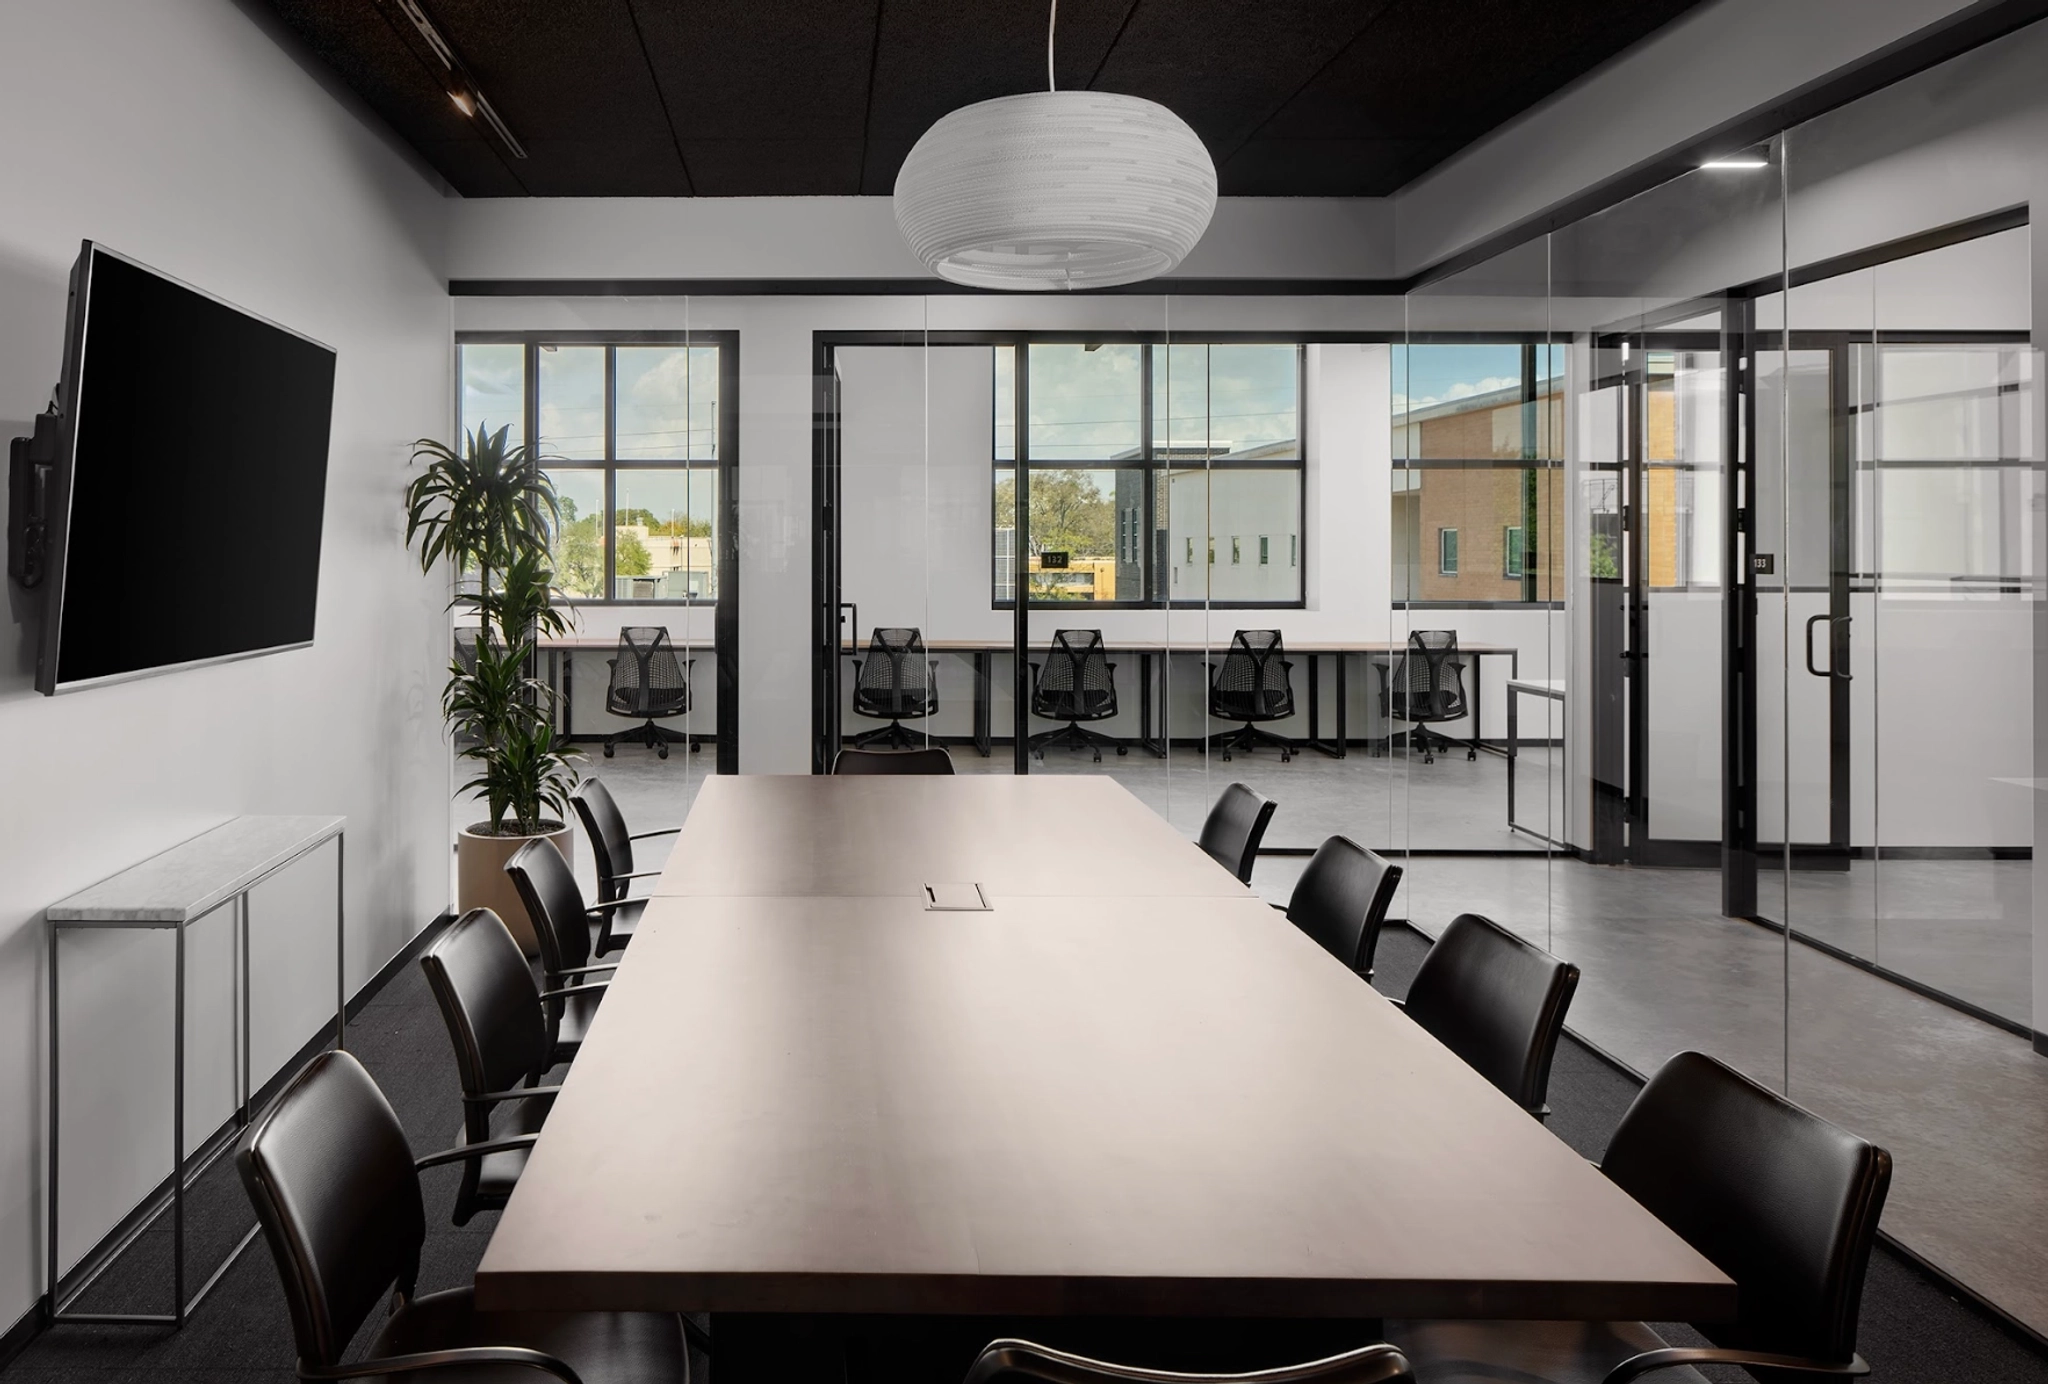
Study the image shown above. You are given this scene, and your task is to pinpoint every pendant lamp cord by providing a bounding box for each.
[1047,0,1058,91]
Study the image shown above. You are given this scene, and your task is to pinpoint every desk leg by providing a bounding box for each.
[1308,653,1346,759]
[974,651,992,758]
[1507,687,1519,829]
[335,832,346,1051]
[239,893,251,1125]
[1335,654,1347,758]
[172,923,186,1326]
[1139,652,1168,757]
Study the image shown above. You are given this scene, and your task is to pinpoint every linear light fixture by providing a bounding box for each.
[1700,157,1769,169]
[390,0,527,159]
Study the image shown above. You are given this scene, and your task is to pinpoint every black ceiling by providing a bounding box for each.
[262,0,1709,199]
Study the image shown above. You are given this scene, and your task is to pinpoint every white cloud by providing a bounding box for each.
[1392,374,1520,415]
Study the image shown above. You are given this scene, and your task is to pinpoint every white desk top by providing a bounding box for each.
[1508,678,1566,696]
[48,815,345,926]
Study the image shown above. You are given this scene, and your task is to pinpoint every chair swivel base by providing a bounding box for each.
[1407,725,1474,765]
[604,719,696,760]
[1209,723,1295,763]
[1029,722,1128,763]
[849,718,933,750]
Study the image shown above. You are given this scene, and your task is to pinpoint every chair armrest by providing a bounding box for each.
[964,1339,1411,1384]
[628,826,682,840]
[584,897,640,913]
[541,981,611,1001]
[556,962,618,978]
[413,1135,540,1171]
[1604,1348,1868,1383]
[1387,996,1406,1011]
[612,869,665,882]
[304,1347,581,1384]
[462,1085,564,1107]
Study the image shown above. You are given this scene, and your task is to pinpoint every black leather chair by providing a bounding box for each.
[1400,913,1578,1120]
[851,626,940,748]
[1380,631,1473,764]
[1283,836,1402,983]
[833,747,956,775]
[1390,1051,1892,1384]
[1208,630,1296,763]
[570,776,680,954]
[236,1049,690,1384]
[1029,629,1126,762]
[418,908,561,1225]
[504,839,621,1062]
[603,625,695,759]
[965,1339,1412,1384]
[1198,783,1276,885]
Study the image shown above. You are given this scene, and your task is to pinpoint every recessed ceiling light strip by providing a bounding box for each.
[387,0,527,159]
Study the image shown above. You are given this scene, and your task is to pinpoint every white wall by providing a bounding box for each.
[447,197,1397,284]
[0,0,452,1327]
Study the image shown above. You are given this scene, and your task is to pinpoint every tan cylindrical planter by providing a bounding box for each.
[457,821,573,957]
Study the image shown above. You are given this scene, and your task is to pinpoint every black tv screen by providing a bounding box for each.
[38,243,336,693]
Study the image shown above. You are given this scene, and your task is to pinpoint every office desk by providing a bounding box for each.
[840,639,1518,760]
[478,777,1732,1378]
[536,634,716,741]
[1506,678,1566,846]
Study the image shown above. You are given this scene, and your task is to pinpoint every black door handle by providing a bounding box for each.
[1804,614,1829,678]
[1805,613,1853,680]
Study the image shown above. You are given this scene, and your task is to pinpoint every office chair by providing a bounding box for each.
[1198,783,1277,885]
[237,1050,691,1384]
[1390,1051,1891,1384]
[1381,630,1472,764]
[851,626,940,748]
[418,908,561,1226]
[833,747,956,775]
[1028,629,1126,763]
[603,626,694,759]
[1283,836,1403,984]
[963,1340,1411,1384]
[570,776,680,954]
[504,839,624,1062]
[1208,630,1297,762]
[1398,913,1578,1120]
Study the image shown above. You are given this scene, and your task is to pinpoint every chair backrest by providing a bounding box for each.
[504,837,594,976]
[1286,836,1403,980]
[1197,782,1277,884]
[1033,629,1116,720]
[1209,629,1294,721]
[833,747,956,775]
[571,776,635,902]
[1602,1051,1892,1363]
[964,1339,1414,1384]
[236,1050,425,1368]
[1403,912,1578,1116]
[420,909,551,1146]
[607,626,690,717]
[1389,630,1466,720]
[856,627,936,714]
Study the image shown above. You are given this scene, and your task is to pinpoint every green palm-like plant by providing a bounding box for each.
[408,425,578,836]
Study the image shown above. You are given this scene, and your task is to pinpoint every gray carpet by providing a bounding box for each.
[6,922,2043,1384]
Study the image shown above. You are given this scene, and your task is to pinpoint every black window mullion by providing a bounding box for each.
[603,346,617,603]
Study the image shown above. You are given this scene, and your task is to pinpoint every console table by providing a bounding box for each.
[46,815,346,1327]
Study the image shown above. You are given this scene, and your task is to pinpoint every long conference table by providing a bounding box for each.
[476,776,1731,1382]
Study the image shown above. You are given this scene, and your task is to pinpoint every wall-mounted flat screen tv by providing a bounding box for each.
[35,242,336,694]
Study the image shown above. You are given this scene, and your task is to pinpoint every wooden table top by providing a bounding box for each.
[649,775,1253,899]
[476,890,1733,1320]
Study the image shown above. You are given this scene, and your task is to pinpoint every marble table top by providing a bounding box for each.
[47,815,345,926]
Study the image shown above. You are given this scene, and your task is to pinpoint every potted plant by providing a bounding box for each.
[406,424,580,955]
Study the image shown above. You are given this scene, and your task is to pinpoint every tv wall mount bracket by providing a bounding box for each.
[8,398,60,589]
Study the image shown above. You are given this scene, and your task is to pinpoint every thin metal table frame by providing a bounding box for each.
[1507,678,1568,847]
[46,817,347,1328]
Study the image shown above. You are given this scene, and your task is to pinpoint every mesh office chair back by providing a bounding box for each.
[1404,912,1578,1118]
[1210,629,1295,721]
[1286,835,1403,982]
[1033,629,1117,721]
[1602,1051,1892,1366]
[605,627,691,719]
[1388,630,1466,718]
[855,627,938,718]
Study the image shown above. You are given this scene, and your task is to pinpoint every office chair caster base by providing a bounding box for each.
[1116,746,1128,756]
[657,744,668,760]
[603,744,614,758]
[1467,748,1477,761]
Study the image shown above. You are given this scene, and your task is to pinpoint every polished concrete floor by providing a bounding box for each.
[578,742,2048,1340]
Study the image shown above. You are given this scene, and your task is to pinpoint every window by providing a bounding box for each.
[459,337,733,604]
[1259,535,1270,566]
[1392,343,1564,605]
[992,341,1304,606]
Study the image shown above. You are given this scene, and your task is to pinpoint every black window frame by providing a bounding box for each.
[992,337,1308,611]
[455,331,739,607]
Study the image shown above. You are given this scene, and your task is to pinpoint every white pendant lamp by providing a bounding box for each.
[893,1,1217,291]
